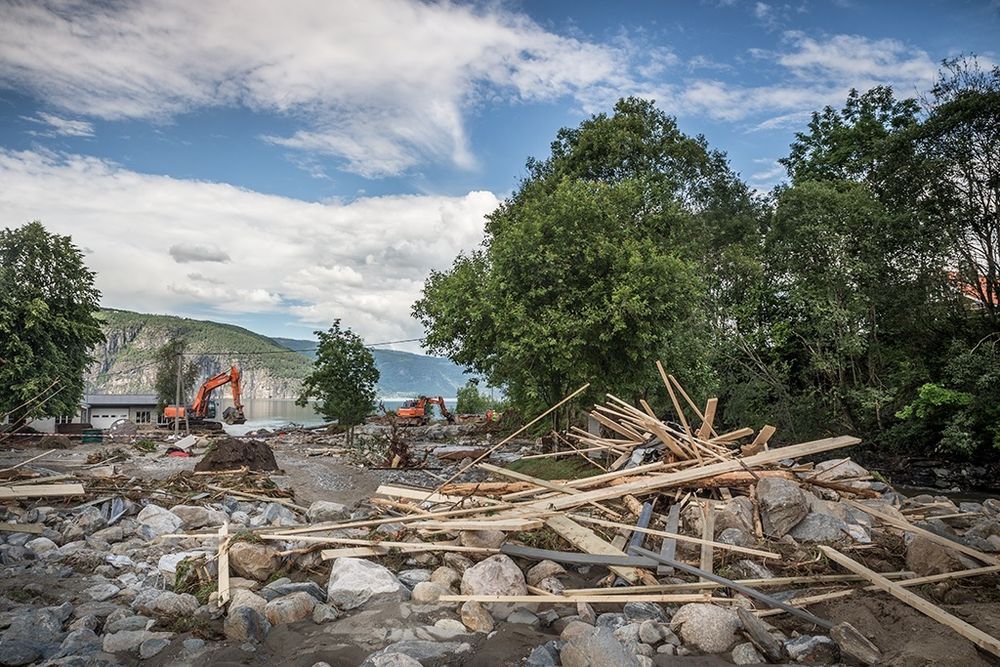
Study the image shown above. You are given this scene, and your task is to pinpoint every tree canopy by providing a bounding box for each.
[0,221,104,425]
[296,320,379,443]
[153,338,199,411]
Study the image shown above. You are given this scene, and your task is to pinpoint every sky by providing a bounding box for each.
[0,0,997,352]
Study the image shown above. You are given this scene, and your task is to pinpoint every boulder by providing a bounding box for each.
[149,591,198,617]
[638,619,678,645]
[561,620,596,641]
[361,652,423,667]
[102,630,173,654]
[732,642,765,665]
[54,628,102,659]
[905,535,965,576]
[264,592,316,625]
[785,634,839,664]
[25,536,58,554]
[327,557,406,610]
[624,601,668,623]
[140,637,171,659]
[396,569,432,589]
[527,560,567,586]
[224,606,271,642]
[307,500,349,523]
[526,641,561,667]
[812,458,869,482]
[136,505,183,538]
[312,603,341,624]
[460,600,494,632]
[670,603,740,653]
[228,589,268,616]
[789,512,849,543]
[460,554,527,596]
[459,529,506,550]
[717,527,753,547]
[756,478,808,537]
[229,541,280,581]
[363,641,471,666]
[260,580,327,603]
[430,566,461,590]
[169,505,227,529]
[84,581,121,602]
[560,627,641,667]
[410,581,449,604]
[715,497,755,534]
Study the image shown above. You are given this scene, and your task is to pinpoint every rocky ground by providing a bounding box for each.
[1,425,999,666]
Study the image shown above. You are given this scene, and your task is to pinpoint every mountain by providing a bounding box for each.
[87,309,472,399]
[270,337,474,397]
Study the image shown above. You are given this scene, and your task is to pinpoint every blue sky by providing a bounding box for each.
[0,0,996,351]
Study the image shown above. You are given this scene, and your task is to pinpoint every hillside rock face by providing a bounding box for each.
[86,310,306,400]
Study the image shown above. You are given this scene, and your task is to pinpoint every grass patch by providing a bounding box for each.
[132,439,157,453]
[506,457,601,481]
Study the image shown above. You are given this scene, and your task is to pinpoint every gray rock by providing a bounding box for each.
[671,603,740,653]
[812,458,869,482]
[410,581,449,604]
[1,604,70,663]
[757,477,808,537]
[307,500,349,523]
[264,592,316,625]
[102,629,173,654]
[460,600,494,632]
[561,620,595,641]
[460,554,527,596]
[183,638,206,653]
[327,557,406,610]
[595,613,629,632]
[430,566,461,590]
[169,504,226,529]
[312,603,341,624]
[150,591,198,616]
[140,637,171,659]
[396,569,433,589]
[638,619,678,645]
[789,512,849,543]
[732,641,764,665]
[717,527,753,547]
[84,581,121,601]
[105,615,153,633]
[527,560,567,586]
[459,529,506,550]
[561,627,641,667]
[785,634,839,664]
[136,505,183,538]
[361,652,423,667]
[25,536,58,554]
[735,559,774,580]
[224,606,271,642]
[831,621,882,665]
[54,628,102,659]
[260,580,327,602]
[254,503,298,527]
[624,601,668,622]
[363,640,471,665]
[905,535,965,576]
[526,640,561,667]
[229,541,280,581]
[507,610,540,626]
[0,641,40,666]
[228,589,268,615]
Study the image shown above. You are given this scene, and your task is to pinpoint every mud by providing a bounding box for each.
[194,437,278,472]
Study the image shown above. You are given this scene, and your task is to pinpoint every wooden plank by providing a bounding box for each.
[438,594,721,604]
[217,523,230,605]
[742,425,776,456]
[478,463,582,495]
[567,513,780,559]
[655,363,698,460]
[0,449,58,475]
[699,502,715,587]
[0,483,85,499]
[412,518,544,532]
[517,436,861,513]
[545,515,642,583]
[590,411,645,443]
[563,572,914,595]
[657,503,681,575]
[697,398,718,440]
[844,499,999,565]
[376,484,490,506]
[0,522,44,534]
[819,545,1000,657]
[711,427,755,443]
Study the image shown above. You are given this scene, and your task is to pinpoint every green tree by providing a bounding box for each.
[456,379,504,415]
[415,98,756,418]
[153,338,199,410]
[296,320,379,445]
[0,221,104,427]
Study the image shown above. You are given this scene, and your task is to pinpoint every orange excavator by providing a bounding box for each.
[396,396,455,426]
[163,366,246,426]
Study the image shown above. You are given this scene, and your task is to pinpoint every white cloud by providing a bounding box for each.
[169,243,230,263]
[22,112,95,137]
[0,0,629,177]
[0,149,499,345]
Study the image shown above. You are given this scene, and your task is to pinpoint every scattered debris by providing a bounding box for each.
[194,438,278,472]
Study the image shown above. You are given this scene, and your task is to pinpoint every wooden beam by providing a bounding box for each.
[0,449,58,475]
[545,515,642,584]
[819,546,1000,658]
[0,522,43,534]
[412,518,544,532]
[515,436,860,513]
[699,502,716,587]
[567,513,780,559]
[742,425,776,456]
[844,499,999,565]
[438,593,721,604]
[697,398,718,440]
[217,523,230,605]
[563,572,914,595]
[0,483,85,499]
[657,503,681,575]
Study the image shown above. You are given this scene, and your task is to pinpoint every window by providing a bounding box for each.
[134,410,152,424]
[55,415,74,425]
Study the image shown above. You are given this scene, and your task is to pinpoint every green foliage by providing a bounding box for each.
[0,221,104,425]
[297,320,379,443]
[153,338,199,410]
[455,379,505,414]
[896,383,973,420]
[415,98,756,416]
[506,457,601,481]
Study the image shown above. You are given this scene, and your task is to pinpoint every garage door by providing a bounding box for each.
[90,410,130,429]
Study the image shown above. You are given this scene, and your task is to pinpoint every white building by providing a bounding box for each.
[13,394,163,433]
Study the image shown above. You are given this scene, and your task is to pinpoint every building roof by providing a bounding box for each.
[82,394,158,407]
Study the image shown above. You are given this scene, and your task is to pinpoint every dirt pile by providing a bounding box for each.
[195,438,279,472]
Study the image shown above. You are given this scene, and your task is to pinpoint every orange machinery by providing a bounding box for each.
[164,366,246,425]
[396,396,455,426]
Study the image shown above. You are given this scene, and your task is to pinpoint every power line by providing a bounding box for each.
[180,337,425,356]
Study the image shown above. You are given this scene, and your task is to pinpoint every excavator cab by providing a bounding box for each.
[164,366,246,427]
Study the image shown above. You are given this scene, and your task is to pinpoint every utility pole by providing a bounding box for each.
[174,350,181,436]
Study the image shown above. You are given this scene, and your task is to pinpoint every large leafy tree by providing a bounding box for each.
[153,338,199,410]
[0,221,104,426]
[296,320,379,445]
[415,98,757,415]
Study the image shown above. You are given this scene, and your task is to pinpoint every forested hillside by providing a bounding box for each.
[88,310,472,399]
